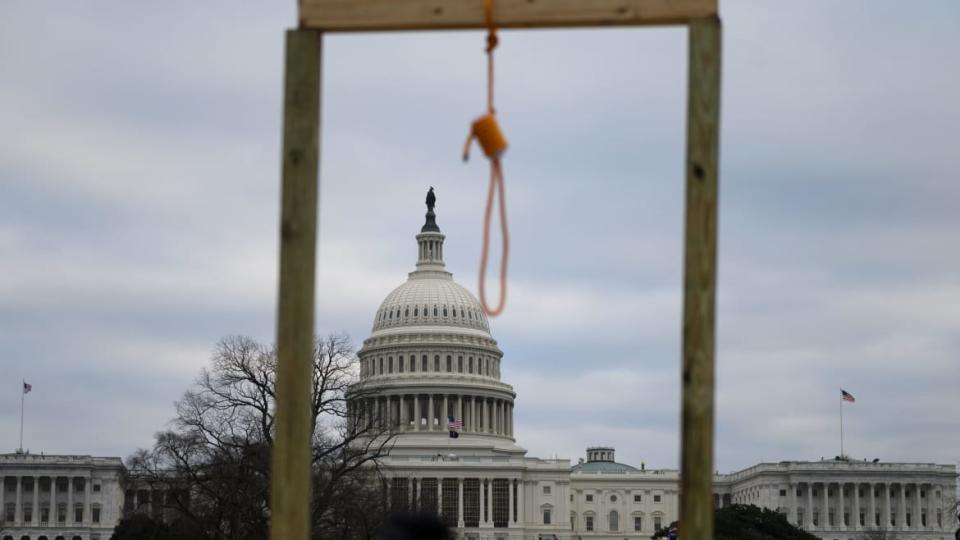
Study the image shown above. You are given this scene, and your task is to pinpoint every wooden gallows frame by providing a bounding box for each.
[269,1,722,539]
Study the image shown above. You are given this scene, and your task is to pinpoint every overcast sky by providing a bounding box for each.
[1,1,958,473]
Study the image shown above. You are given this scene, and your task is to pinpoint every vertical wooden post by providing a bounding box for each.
[270,28,322,540]
[680,14,721,540]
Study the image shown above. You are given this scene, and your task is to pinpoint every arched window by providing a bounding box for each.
[434,355,440,371]
[433,305,438,316]
[468,357,473,373]
[446,355,452,372]
[458,356,463,372]
[609,510,619,531]
[388,357,393,373]
[414,307,418,316]
[398,355,404,373]
[379,357,384,374]
[404,308,409,317]
[422,355,428,371]
[443,306,448,317]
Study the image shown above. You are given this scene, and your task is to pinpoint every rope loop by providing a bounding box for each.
[467,0,509,317]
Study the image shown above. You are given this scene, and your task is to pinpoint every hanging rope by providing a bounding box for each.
[463,0,509,317]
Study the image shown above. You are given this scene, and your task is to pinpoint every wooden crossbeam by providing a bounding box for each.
[299,0,716,32]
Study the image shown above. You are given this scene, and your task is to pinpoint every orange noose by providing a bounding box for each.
[463,0,509,317]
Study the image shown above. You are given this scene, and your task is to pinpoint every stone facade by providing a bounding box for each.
[0,452,123,540]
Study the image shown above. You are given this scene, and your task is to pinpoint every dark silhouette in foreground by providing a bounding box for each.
[376,512,454,540]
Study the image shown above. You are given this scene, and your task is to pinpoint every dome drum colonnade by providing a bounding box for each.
[349,198,516,439]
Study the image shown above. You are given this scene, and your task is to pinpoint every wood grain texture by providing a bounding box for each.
[270,28,322,540]
[680,15,721,540]
[299,0,716,31]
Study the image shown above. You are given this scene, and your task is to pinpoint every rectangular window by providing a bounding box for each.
[41,506,50,523]
[634,515,642,531]
[58,504,66,522]
[93,483,101,492]
[5,503,14,522]
[906,513,911,527]
[875,513,880,526]
[23,505,32,523]
[654,494,661,503]
[654,516,662,530]
[634,494,641,503]
[543,485,551,495]
[921,512,927,526]
[797,509,804,525]
[585,516,594,531]
[813,511,819,526]
[75,506,84,523]
[543,509,551,525]
[93,507,101,523]
[859,512,865,526]
[586,494,593,502]
[828,510,835,526]
[843,512,849,526]
[779,489,786,497]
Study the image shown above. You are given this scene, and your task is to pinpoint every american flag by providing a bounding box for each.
[23,381,32,394]
[841,389,855,403]
[447,416,462,431]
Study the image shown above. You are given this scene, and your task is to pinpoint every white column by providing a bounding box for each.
[471,397,477,432]
[458,478,465,528]
[517,480,524,526]
[428,394,435,431]
[883,483,891,528]
[414,395,421,431]
[32,476,39,526]
[821,483,828,529]
[457,395,463,426]
[399,395,407,430]
[67,477,74,525]
[437,477,443,516]
[443,394,449,427]
[806,482,813,528]
[416,478,422,511]
[0,476,5,524]
[487,477,493,525]
[509,479,515,525]
[14,476,22,525]
[868,483,876,527]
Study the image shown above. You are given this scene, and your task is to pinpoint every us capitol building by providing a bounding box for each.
[1,194,956,540]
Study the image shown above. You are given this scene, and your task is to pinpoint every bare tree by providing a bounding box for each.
[124,333,395,540]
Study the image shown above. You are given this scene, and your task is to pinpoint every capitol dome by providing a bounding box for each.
[372,276,490,334]
[350,189,517,445]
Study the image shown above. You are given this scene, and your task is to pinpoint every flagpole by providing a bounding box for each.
[20,379,25,452]
[839,388,844,459]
